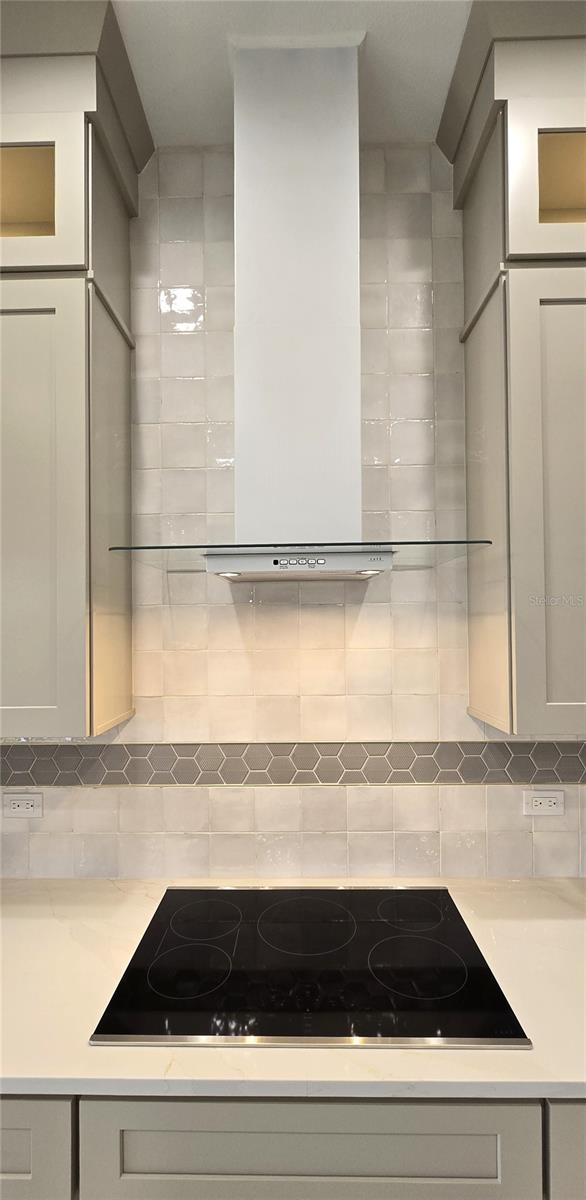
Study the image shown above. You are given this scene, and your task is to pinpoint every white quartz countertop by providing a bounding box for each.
[1,877,585,1099]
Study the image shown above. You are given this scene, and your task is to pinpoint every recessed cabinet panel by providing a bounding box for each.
[540,301,586,704]
[80,1099,542,1200]
[0,112,85,268]
[539,131,586,224]
[0,1098,73,1200]
[0,278,88,736]
[0,143,55,235]
[508,268,586,736]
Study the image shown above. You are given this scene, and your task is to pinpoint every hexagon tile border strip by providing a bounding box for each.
[1,742,585,788]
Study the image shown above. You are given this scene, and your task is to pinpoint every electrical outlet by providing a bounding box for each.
[522,790,564,816]
[3,792,43,818]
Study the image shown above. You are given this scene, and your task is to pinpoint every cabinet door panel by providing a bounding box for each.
[0,1098,73,1200]
[80,1098,542,1200]
[0,112,86,269]
[0,277,88,736]
[507,98,586,259]
[547,1101,586,1200]
[508,268,586,735]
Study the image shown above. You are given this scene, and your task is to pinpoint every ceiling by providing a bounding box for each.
[113,0,472,146]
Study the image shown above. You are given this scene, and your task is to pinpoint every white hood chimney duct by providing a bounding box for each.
[233,45,362,544]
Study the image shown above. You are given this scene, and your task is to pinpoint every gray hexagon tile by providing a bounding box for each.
[267,757,295,784]
[53,745,83,772]
[339,744,367,768]
[386,744,416,768]
[530,743,560,769]
[434,744,463,769]
[459,757,488,783]
[171,759,200,785]
[411,757,440,783]
[30,758,60,786]
[362,757,391,784]
[292,744,320,769]
[556,755,583,782]
[244,745,272,770]
[148,745,178,772]
[0,740,584,786]
[218,758,248,784]
[6,745,36,771]
[100,745,130,772]
[195,745,225,771]
[315,757,344,783]
[506,756,536,783]
[481,744,511,769]
[123,758,153,785]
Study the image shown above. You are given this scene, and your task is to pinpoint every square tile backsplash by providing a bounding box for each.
[2,783,584,880]
[126,141,476,746]
[2,142,583,880]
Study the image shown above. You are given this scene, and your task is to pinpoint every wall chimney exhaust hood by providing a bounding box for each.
[110,41,491,577]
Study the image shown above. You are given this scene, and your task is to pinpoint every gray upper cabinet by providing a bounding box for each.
[0,277,89,736]
[0,107,87,270]
[507,269,586,736]
[464,267,586,736]
[0,12,145,737]
[0,274,133,738]
[457,37,586,736]
[453,40,586,261]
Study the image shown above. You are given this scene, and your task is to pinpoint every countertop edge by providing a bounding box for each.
[2,1079,585,1100]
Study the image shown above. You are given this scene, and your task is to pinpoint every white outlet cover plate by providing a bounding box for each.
[3,792,43,818]
[523,789,565,815]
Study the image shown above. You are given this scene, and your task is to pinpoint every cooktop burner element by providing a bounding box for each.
[257,895,357,956]
[91,888,531,1047]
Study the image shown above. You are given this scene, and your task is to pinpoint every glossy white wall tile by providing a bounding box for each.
[3,784,584,879]
[119,140,480,745]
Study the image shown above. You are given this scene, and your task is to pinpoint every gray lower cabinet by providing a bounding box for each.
[0,1098,74,1200]
[79,1098,543,1200]
[547,1101,586,1200]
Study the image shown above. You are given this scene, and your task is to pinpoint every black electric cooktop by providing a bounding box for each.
[91,888,530,1047]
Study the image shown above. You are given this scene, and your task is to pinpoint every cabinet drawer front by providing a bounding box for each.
[80,1099,542,1200]
[0,1098,73,1200]
[548,1102,586,1200]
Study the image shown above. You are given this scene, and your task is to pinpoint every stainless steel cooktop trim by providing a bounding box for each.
[90,1034,532,1048]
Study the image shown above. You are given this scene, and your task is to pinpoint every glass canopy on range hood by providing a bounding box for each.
[109,540,492,580]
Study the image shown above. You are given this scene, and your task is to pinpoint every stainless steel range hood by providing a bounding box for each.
[109,43,492,574]
[207,543,393,581]
[230,42,365,575]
